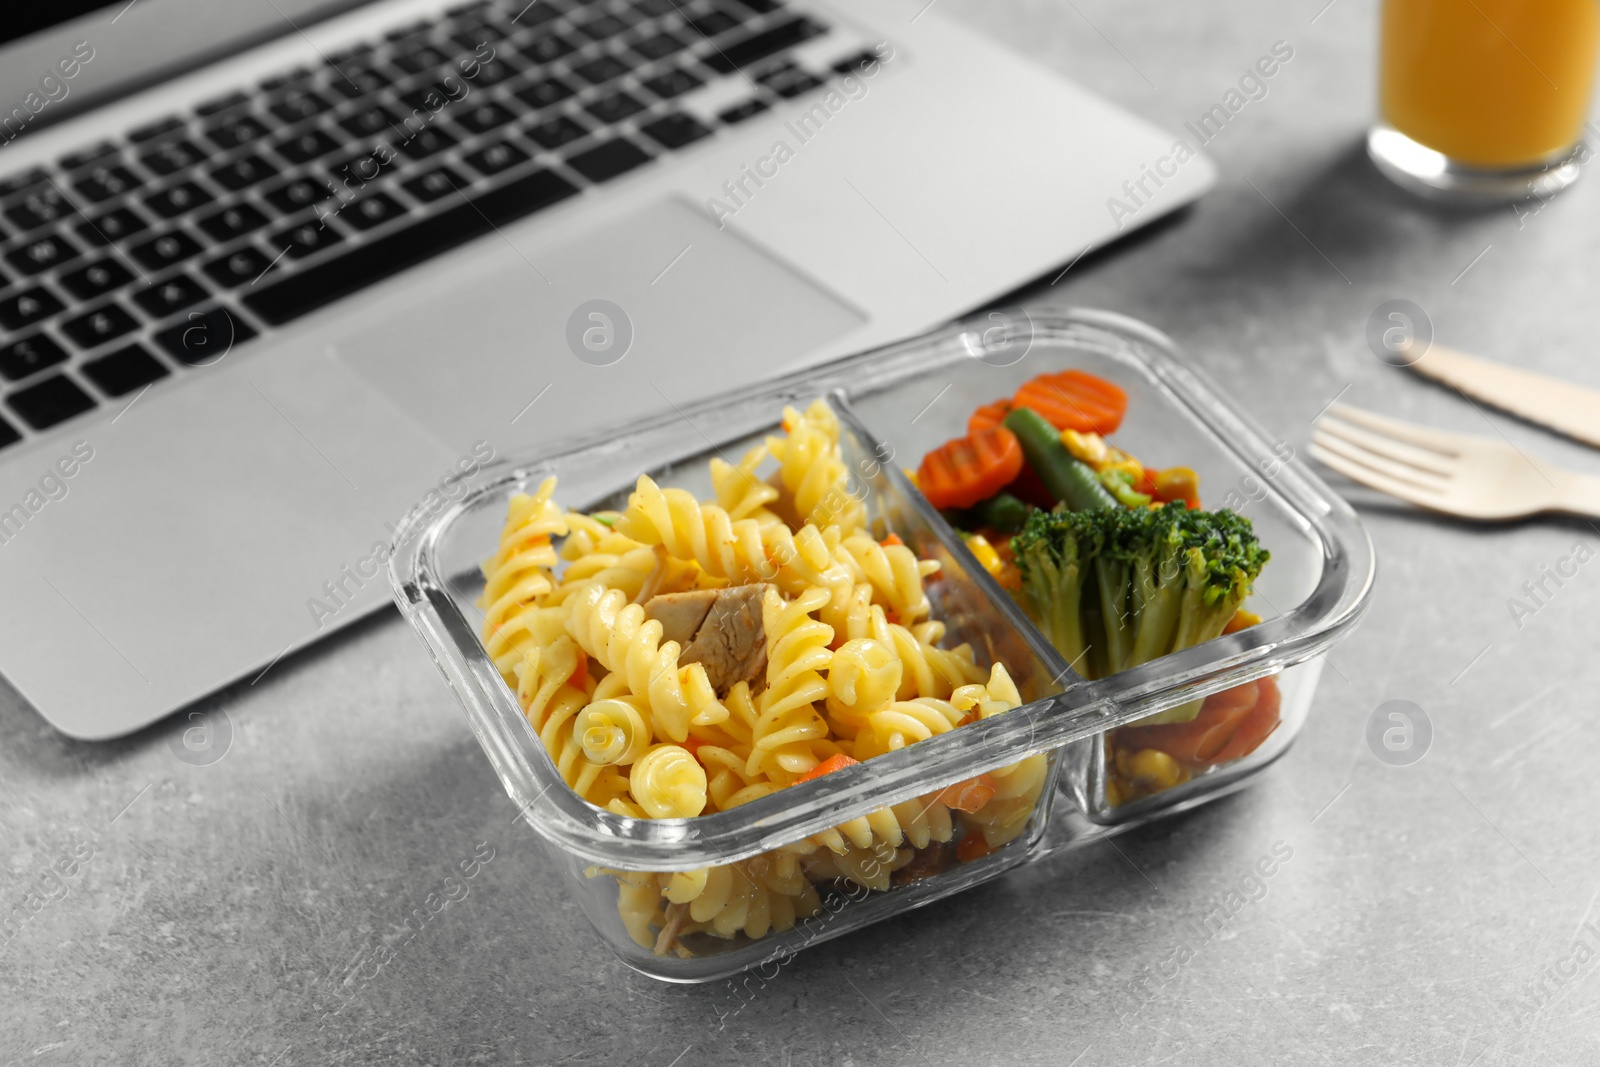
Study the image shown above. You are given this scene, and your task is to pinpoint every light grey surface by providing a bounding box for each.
[7,0,1600,1063]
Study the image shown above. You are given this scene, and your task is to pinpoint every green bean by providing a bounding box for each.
[1002,408,1120,512]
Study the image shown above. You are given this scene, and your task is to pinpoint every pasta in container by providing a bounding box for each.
[388,309,1373,981]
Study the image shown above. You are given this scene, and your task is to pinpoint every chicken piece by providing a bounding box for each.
[643,583,772,694]
[642,588,717,647]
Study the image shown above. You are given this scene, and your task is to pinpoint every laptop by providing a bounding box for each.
[0,0,1213,739]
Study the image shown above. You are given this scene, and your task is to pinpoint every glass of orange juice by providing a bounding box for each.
[1371,0,1600,200]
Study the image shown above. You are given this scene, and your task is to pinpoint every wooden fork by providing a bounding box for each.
[1310,403,1600,520]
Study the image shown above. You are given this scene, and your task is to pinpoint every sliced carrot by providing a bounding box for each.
[880,532,905,548]
[916,426,1025,510]
[570,654,589,691]
[937,774,998,813]
[1012,370,1128,435]
[1116,680,1260,766]
[795,752,860,784]
[1210,676,1282,764]
[968,399,1014,435]
[956,832,994,863]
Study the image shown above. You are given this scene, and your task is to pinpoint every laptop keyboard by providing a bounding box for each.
[0,0,887,447]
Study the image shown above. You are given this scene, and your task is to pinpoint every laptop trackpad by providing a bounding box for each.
[333,197,865,453]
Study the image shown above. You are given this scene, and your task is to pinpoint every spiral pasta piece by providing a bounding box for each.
[574,697,652,766]
[615,475,848,596]
[836,532,939,624]
[514,636,626,809]
[481,480,568,679]
[710,442,783,524]
[824,637,902,739]
[747,585,833,780]
[768,399,865,535]
[630,744,709,818]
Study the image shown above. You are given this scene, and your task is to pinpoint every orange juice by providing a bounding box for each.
[1380,0,1600,168]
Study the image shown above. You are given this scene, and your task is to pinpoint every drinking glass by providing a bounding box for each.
[1370,0,1600,201]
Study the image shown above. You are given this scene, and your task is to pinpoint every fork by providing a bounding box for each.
[1310,403,1600,520]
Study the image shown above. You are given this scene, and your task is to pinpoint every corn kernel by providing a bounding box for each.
[1105,777,1127,808]
[1127,748,1184,791]
[1059,429,1109,468]
[1154,466,1200,506]
[1104,458,1143,483]
[966,533,1004,578]
[903,467,919,489]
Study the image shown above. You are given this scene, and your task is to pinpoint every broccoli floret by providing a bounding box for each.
[1011,504,1269,689]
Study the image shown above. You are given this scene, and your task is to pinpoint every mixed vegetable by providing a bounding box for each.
[913,368,1281,807]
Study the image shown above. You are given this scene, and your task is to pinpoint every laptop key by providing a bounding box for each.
[642,68,704,100]
[565,138,654,183]
[198,203,271,242]
[686,11,742,38]
[244,168,579,325]
[464,141,530,176]
[196,90,250,117]
[586,92,645,124]
[60,258,136,300]
[464,51,519,87]
[575,13,629,40]
[328,65,392,99]
[633,31,686,60]
[0,334,69,382]
[203,246,277,287]
[263,178,334,215]
[759,59,822,97]
[155,305,257,365]
[77,206,149,246]
[205,115,272,150]
[270,219,345,259]
[6,235,81,276]
[274,128,343,164]
[0,414,18,450]
[0,169,49,199]
[517,32,577,63]
[73,164,143,202]
[456,102,518,134]
[340,106,399,138]
[261,66,313,92]
[81,343,170,397]
[0,286,65,331]
[138,139,209,176]
[4,186,70,231]
[701,17,825,74]
[639,113,713,150]
[572,55,630,86]
[718,98,769,124]
[526,115,589,150]
[341,191,409,230]
[143,181,215,219]
[269,89,333,124]
[7,375,97,430]
[392,46,449,76]
[129,116,185,143]
[514,78,575,111]
[402,166,466,202]
[61,303,140,350]
[133,273,210,318]
[209,153,279,191]
[130,229,204,271]
[396,127,458,160]
[59,141,119,171]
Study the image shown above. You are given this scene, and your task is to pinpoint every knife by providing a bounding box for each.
[1408,344,1600,450]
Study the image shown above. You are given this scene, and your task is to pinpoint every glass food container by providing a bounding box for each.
[388,308,1374,982]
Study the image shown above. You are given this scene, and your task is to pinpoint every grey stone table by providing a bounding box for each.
[8,1,1600,1064]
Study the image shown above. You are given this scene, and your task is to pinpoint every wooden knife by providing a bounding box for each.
[1408,344,1600,449]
